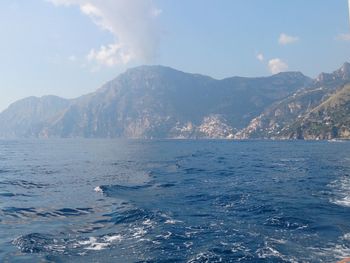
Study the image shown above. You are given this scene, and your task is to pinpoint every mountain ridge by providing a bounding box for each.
[1,64,350,139]
[235,62,350,140]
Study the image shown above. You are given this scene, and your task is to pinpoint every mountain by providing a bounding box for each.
[0,96,70,138]
[3,63,350,140]
[0,65,311,139]
[281,84,350,140]
[236,63,350,139]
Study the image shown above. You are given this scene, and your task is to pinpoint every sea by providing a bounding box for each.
[0,139,350,262]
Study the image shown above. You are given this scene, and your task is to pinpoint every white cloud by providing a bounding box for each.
[278,33,299,45]
[337,33,350,41]
[87,43,132,66]
[268,58,289,74]
[49,0,162,67]
[256,53,264,62]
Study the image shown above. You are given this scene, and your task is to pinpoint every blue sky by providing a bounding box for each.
[0,0,349,111]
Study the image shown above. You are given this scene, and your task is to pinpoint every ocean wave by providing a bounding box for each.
[1,207,94,221]
[0,180,49,189]
[333,196,350,207]
[13,232,126,255]
[329,176,350,207]
[256,239,300,263]
[187,251,222,263]
[103,207,151,225]
[13,233,60,254]
[308,244,350,262]
[77,237,111,251]
[264,216,310,230]
[94,184,153,197]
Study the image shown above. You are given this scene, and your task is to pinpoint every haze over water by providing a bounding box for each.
[1,139,350,262]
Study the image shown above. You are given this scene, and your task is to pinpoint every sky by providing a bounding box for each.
[0,0,350,111]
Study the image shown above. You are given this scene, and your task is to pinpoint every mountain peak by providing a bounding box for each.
[341,61,350,69]
[337,62,350,75]
[273,71,309,79]
[316,62,350,83]
[332,62,350,81]
[124,65,184,75]
[116,65,215,83]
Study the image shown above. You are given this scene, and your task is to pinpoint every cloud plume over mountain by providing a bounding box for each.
[49,0,162,66]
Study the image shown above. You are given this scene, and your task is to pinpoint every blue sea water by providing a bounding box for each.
[0,139,350,262]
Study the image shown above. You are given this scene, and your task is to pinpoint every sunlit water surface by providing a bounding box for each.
[0,139,350,262]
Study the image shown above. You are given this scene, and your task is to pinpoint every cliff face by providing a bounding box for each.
[0,65,310,139]
[280,84,350,140]
[236,63,350,140]
[0,96,70,138]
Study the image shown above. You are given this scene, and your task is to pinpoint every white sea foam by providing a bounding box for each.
[187,252,222,263]
[163,231,172,239]
[77,239,92,246]
[156,231,172,239]
[85,242,109,251]
[257,246,282,259]
[343,233,350,241]
[78,237,109,251]
[142,219,153,226]
[231,242,249,253]
[184,241,193,248]
[268,238,287,244]
[309,244,350,261]
[76,234,124,251]
[132,227,147,238]
[103,234,123,242]
[165,219,182,224]
[257,242,298,263]
[329,176,350,207]
[46,244,66,253]
[333,196,350,207]
[94,186,103,193]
